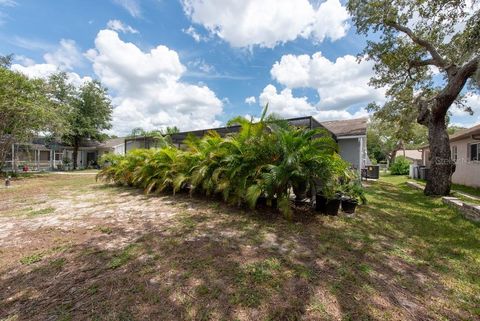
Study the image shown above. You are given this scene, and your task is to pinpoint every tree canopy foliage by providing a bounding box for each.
[367,116,428,163]
[48,73,112,169]
[347,0,480,195]
[0,56,64,169]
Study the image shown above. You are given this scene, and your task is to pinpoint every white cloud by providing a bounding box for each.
[259,85,315,118]
[14,55,35,66]
[451,93,480,116]
[11,63,91,88]
[11,39,90,87]
[270,52,385,110]
[107,19,139,34]
[44,39,83,70]
[181,0,349,48]
[183,26,208,42]
[245,96,256,105]
[86,29,223,135]
[112,0,141,18]
[0,0,16,7]
[259,84,369,121]
[188,58,215,73]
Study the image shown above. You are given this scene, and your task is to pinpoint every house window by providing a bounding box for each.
[469,143,479,161]
[39,151,50,161]
[451,145,457,162]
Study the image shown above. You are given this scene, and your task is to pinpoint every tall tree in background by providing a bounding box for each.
[0,56,61,170]
[62,80,113,169]
[348,0,480,195]
[367,116,427,163]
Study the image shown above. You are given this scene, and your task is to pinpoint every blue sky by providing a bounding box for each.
[1,0,478,135]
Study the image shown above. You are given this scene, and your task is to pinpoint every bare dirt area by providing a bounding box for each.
[0,174,479,321]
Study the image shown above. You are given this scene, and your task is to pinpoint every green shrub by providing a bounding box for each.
[97,106,350,218]
[390,156,410,175]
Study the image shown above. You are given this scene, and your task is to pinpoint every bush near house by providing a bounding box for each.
[389,156,410,175]
[97,112,353,218]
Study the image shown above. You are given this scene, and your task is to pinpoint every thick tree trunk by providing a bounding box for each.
[72,138,79,170]
[424,115,455,196]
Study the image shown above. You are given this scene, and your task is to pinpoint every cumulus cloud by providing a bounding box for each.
[85,29,223,135]
[181,0,349,48]
[270,52,385,110]
[259,84,369,121]
[107,19,138,34]
[259,85,315,118]
[43,39,84,70]
[11,39,91,87]
[245,96,256,105]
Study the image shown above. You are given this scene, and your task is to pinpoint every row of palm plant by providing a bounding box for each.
[97,107,353,218]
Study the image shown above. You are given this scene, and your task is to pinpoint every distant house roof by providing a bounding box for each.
[420,123,480,150]
[169,116,368,145]
[401,149,423,162]
[99,137,126,148]
[449,123,480,142]
[318,118,368,137]
[169,116,336,145]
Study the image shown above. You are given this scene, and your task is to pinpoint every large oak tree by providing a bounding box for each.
[348,0,480,195]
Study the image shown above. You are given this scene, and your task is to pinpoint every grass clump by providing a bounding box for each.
[28,207,55,217]
[108,244,140,269]
[20,252,44,265]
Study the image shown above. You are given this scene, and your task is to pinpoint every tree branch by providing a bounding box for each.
[409,59,437,68]
[434,55,480,116]
[385,21,448,69]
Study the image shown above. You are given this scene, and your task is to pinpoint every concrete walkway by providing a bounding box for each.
[50,171,99,175]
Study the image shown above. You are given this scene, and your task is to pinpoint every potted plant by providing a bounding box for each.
[313,156,351,216]
[340,180,367,214]
[315,180,342,215]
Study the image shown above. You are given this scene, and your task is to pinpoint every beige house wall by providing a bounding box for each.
[451,138,480,187]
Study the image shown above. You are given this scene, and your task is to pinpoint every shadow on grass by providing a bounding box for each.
[1,180,479,321]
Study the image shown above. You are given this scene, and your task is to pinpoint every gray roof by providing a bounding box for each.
[169,116,368,144]
[318,118,368,137]
[98,137,126,148]
[449,123,480,142]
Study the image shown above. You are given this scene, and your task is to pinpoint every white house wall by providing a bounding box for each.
[451,138,480,187]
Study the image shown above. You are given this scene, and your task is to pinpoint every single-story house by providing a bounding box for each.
[3,137,112,171]
[421,123,480,187]
[170,116,369,174]
[400,149,423,164]
[3,116,369,174]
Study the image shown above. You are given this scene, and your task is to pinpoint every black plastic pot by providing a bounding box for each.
[315,194,328,212]
[324,198,341,216]
[293,181,308,201]
[341,198,358,214]
[315,194,341,215]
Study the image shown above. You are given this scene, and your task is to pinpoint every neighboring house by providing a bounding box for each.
[3,116,369,173]
[170,116,369,174]
[3,137,124,171]
[320,118,370,171]
[421,123,480,187]
[400,149,423,164]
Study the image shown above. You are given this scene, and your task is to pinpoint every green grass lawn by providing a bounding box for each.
[1,174,479,321]
[399,173,480,205]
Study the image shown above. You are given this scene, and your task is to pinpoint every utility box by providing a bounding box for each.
[365,165,380,179]
[419,167,430,180]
